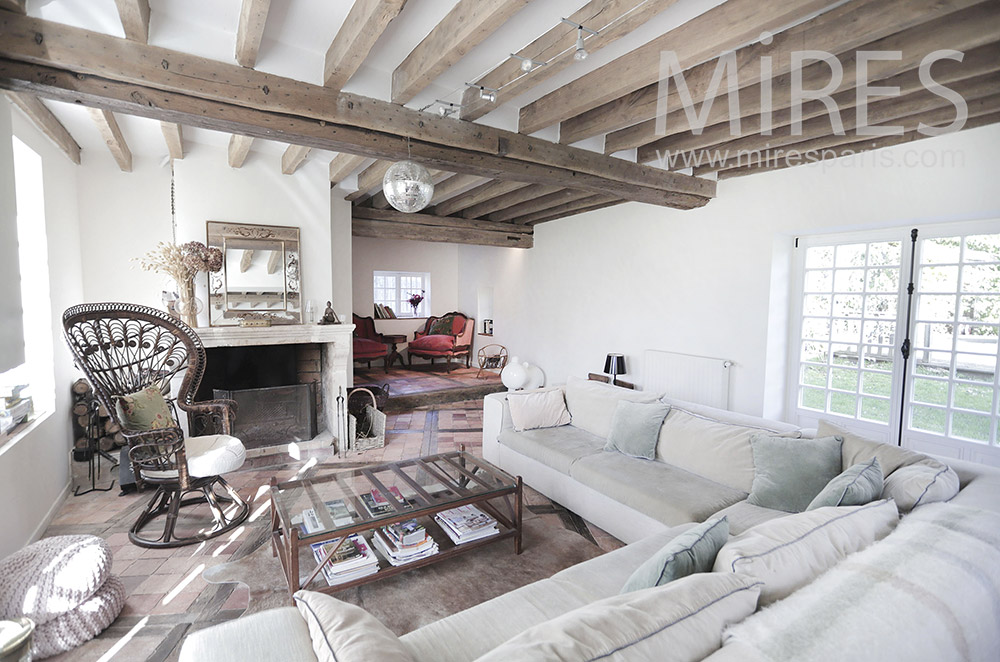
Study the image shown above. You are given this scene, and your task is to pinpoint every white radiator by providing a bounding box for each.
[641,350,732,410]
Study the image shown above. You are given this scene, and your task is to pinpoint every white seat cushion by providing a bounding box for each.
[140,434,245,480]
[179,606,318,662]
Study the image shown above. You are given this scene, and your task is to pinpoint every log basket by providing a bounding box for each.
[346,387,386,453]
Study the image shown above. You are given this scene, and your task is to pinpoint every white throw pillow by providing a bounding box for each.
[564,376,660,438]
[656,408,759,492]
[712,499,899,605]
[506,388,571,432]
[883,462,960,511]
[293,591,414,662]
[473,573,761,662]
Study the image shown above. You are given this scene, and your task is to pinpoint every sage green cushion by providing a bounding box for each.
[621,516,729,593]
[807,458,883,510]
[604,401,670,460]
[114,386,175,430]
[747,435,843,513]
[428,315,456,336]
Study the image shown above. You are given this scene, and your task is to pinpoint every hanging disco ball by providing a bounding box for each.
[383,160,434,213]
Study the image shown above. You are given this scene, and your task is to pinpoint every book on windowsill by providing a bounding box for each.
[311,534,379,585]
[435,505,499,544]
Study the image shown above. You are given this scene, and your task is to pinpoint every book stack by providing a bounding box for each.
[298,499,354,535]
[311,534,379,585]
[435,505,499,545]
[372,519,439,566]
[0,385,32,436]
[360,486,409,518]
[374,304,397,319]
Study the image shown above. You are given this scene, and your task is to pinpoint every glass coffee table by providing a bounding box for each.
[269,450,522,595]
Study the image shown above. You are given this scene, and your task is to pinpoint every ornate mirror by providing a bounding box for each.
[206,221,301,326]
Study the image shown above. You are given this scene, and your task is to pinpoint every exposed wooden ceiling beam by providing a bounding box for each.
[643,47,1000,168]
[160,121,183,160]
[391,0,529,105]
[346,160,392,202]
[717,110,1000,180]
[5,91,80,164]
[114,0,150,43]
[0,1,25,14]
[461,183,561,219]
[518,0,834,135]
[460,0,678,122]
[600,0,998,153]
[324,0,408,90]
[87,107,132,172]
[695,89,1000,175]
[235,0,271,68]
[329,153,367,185]
[0,14,714,209]
[432,180,530,217]
[488,189,597,223]
[515,195,623,226]
[228,134,253,168]
[430,173,488,204]
[353,207,532,249]
[281,144,310,174]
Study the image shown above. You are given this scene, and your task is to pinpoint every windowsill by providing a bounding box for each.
[0,409,54,456]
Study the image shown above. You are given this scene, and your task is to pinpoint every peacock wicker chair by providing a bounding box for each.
[62,302,249,548]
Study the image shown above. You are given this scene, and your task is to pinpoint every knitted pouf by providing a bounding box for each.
[31,574,126,659]
[0,535,112,624]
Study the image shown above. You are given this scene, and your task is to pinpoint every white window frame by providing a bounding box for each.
[373,270,430,318]
[787,219,1000,466]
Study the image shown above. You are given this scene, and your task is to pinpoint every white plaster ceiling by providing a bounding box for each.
[21,0,731,171]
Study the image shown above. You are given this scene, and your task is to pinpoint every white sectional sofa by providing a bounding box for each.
[180,377,1000,661]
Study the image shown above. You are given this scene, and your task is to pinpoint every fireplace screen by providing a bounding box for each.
[215,383,316,449]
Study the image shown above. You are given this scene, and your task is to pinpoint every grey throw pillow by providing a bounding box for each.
[604,401,671,460]
[621,517,729,593]
[807,458,884,510]
[747,434,843,513]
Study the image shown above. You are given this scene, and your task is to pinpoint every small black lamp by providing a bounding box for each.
[604,353,626,385]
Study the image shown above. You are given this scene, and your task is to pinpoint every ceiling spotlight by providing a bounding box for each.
[511,53,546,72]
[465,83,498,104]
[436,101,460,117]
[561,18,598,63]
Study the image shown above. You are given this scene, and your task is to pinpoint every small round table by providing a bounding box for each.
[384,334,407,368]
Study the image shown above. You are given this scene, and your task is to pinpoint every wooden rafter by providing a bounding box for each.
[431,180,530,217]
[114,0,150,43]
[489,189,597,223]
[5,91,80,164]
[160,121,183,160]
[391,0,529,105]
[87,108,132,172]
[461,183,561,220]
[430,173,488,204]
[518,0,834,135]
[642,49,1000,168]
[460,0,679,122]
[329,153,367,185]
[0,1,25,14]
[352,207,533,249]
[235,0,271,68]
[717,110,1000,180]
[324,0,408,90]
[0,14,714,209]
[281,144,310,174]
[346,160,392,202]
[602,0,999,154]
[515,195,624,226]
[228,134,253,168]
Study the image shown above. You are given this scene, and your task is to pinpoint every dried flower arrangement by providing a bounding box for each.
[137,241,223,327]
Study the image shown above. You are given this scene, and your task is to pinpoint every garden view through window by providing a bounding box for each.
[793,226,999,452]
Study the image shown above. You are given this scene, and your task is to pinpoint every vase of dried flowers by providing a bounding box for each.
[137,241,223,328]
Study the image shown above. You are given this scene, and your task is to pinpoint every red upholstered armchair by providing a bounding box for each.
[352,314,389,372]
[407,312,475,371]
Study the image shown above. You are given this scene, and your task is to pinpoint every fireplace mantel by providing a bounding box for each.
[195,324,355,348]
[192,323,356,455]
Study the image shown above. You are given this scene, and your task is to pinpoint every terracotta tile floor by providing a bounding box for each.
[41,398,620,662]
[354,362,502,396]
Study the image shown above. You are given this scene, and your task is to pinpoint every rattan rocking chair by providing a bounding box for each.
[63,302,249,548]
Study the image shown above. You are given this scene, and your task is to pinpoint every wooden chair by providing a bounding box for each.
[407,312,475,371]
[352,314,390,372]
[62,303,249,548]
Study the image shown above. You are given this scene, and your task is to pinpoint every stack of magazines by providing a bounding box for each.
[310,534,379,585]
[435,505,499,544]
[372,519,439,566]
[360,486,410,518]
[298,499,354,534]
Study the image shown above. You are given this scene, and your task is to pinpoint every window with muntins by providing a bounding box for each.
[373,271,429,318]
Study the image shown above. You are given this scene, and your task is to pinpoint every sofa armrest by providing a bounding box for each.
[179,607,317,662]
[482,392,509,465]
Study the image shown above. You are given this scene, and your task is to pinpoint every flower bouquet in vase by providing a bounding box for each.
[407,290,425,317]
[138,241,222,328]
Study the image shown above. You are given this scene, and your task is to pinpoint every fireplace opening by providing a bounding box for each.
[198,345,318,448]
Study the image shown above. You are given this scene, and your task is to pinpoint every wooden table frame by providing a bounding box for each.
[269,449,522,596]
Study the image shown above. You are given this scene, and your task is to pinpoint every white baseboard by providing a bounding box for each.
[30,480,71,544]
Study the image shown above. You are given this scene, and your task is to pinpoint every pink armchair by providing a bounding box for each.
[407,312,475,371]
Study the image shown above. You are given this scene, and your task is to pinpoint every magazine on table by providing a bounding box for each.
[311,534,380,586]
[386,518,427,547]
[372,528,439,566]
[299,499,354,534]
[435,505,499,544]
[359,486,410,518]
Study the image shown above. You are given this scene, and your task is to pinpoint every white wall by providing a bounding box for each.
[454,124,1000,418]
[0,104,85,558]
[0,100,24,373]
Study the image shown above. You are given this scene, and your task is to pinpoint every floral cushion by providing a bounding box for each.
[428,315,457,336]
[409,334,456,352]
[114,386,175,430]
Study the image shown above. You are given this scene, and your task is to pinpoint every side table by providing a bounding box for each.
[384,334,407,368]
